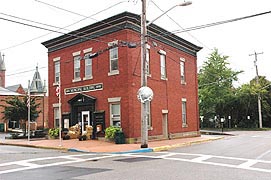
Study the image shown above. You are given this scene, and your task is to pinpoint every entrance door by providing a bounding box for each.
[162,113,168,139]
[81,111,90,132]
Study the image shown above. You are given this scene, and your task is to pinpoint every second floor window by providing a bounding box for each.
[54,61,60,83]
[74,55,81,80]
[85,53,92,79]
[180,58,185,84]
[109,46,118,72]
[160,53,166,79]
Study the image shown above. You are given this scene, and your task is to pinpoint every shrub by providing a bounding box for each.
[105,126,121,140]
[48,128,59,138]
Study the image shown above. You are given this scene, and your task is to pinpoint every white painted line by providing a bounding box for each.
[191,155,211,162]
[256,149,271,160]
[237,160,257,168]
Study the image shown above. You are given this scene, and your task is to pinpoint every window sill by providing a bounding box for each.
[182,124,188,128]
[72,78,81,83]
[108,70,119,76]
[161,77,168,81]
[181,81,187,85]
[147,74,152,78]
[83,76,93,81]
[53,82,59,86]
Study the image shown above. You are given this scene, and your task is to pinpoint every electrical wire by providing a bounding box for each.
[0,1,127,51]
[149,0,211,50]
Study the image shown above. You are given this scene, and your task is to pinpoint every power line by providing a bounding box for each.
[0,1,127,51]
[149,0,211,50]
[149,10,271,40]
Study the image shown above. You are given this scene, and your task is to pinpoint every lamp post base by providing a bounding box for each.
[141,144,148,148]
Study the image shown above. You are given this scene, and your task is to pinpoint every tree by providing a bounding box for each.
[233,76,271,128]
[198,49,242,126]
[1,95,41,134]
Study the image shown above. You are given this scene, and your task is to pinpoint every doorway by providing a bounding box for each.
[162,112,168,139]
[81,111,90,132]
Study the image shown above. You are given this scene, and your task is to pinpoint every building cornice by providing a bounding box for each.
[42,12,202,57]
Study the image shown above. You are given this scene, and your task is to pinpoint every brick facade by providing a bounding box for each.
[42,12,201,142]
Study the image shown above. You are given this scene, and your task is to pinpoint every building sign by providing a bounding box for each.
[65,83,103,95]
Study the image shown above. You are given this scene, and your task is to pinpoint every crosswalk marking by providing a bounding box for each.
[121,152,271,173]
[0,153,117,175]
[1,152,271,174]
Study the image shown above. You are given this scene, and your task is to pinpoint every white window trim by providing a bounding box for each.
[73,55,81,82]
[108,40,118,47]
[72,51,81,57]
[54,59,60,85]
[160,53,167,80]
[108,97,121,103]
[108,40,119,75]
[158,49,166,55]
[84,51,93,80]
[108,70,119,76]
[182,98,188,128]
[180,57,186,85]
[53,57,60,62]
[83,48,93,54]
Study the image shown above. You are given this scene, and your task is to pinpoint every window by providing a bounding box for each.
[54,61,60,84]
[84,53,92,79]
[146,45,150,75]
[54,107,60,128]
[110,103,121,126]
[73,55,81,80]
[180,58,185,84]
[159,50,167,79]
[110,47,118,71]
[108,40,119,75]
[160,54,166,79]
[182,98,187,127]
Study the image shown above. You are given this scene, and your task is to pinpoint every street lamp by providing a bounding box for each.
[140,0,192,148]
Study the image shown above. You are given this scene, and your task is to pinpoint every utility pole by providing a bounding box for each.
[140,0,148,148]
[249,51,263,128]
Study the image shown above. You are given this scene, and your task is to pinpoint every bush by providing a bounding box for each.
[105,126,121,140]
[48,128,59,138]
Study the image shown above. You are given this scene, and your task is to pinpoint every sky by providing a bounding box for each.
[0,0,271,89]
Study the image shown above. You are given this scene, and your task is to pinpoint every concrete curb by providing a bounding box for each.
[112,148,153,154]
[152,136,224,152]
[1,136,224,154]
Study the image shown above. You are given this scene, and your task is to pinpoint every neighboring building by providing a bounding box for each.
[6,84,26,94]
[0,55,48,132]
[0,52,6,87]
[42,12,202,142]
[29,65,48,129]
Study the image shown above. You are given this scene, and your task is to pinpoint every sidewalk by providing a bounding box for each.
[0,134,224,153]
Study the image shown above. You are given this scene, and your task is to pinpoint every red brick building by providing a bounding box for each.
[42,12,202,142]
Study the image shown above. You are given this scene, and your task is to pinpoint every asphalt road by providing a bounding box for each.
[0,131,271,180]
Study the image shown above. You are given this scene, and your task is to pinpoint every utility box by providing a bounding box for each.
[115,131,125,144]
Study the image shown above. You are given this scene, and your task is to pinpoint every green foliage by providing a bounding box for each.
[0,96,41,123]
[198,48,242,119]
[48,128,59,138]
[105,126,121,140]
[199,49,271,128]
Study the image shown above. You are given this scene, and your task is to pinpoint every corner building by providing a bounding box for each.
[42,12,202,143]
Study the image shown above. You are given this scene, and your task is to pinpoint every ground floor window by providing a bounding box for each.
[54,107,60,128]
[110,103,121,127]
[182,98,187,127]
